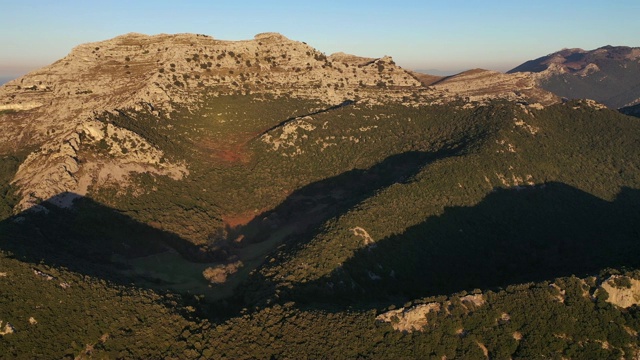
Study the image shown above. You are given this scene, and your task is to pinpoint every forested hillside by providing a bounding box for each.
[1,33,640,358]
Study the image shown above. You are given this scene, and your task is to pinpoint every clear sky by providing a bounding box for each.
[1,0,639,78]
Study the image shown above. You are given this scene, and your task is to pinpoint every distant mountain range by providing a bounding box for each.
[508,45,640,108]
[414,68,463,76]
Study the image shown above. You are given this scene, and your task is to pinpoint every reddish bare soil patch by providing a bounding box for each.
[223,210,262,228]
[200,139,251,164]
[199,132,258,164]
[214,147,248,163]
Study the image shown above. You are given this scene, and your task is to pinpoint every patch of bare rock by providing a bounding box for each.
[203,260,243,284]
[598,276,640,308]
[432,69,558,106]
[0,321,15,336]
[376,293,486,332]
[376,303,442,332]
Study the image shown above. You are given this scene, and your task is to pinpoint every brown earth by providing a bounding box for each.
[223,210,263,228]
[199,136,253,164]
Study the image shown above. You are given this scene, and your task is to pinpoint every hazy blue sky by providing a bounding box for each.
[1,0,639,78]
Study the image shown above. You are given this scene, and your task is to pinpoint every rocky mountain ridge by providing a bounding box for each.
[0,32,558,212]
[429,68,556,105]
[0,32,422,211]
[509,45,640,108]
[509,45,640,74]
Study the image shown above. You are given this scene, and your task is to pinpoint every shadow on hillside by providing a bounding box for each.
[0,193,221,291]
[255,99,355,138]
[620,103,640,118]
[285,182,640,306]
[0,146,467,317]
[229,149,460,246]
[229,147,471,305]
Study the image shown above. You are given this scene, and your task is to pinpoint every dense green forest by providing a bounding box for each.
[2,95,640,358]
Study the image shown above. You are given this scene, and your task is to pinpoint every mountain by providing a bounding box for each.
[509,45,640,108]
[429,68,557,105]
[2,33,640,358]
[0,32,429,215]
[414,68,461,76]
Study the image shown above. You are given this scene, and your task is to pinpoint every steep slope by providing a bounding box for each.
[509,45,640,108]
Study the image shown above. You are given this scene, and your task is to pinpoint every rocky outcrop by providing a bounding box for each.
[202,261,243,284]
[351,226,375,246]
[460,294,485,309]
[376,303,441,332]
[599,276,640,308]
[432,69,558,105]
[0,102,42,111]
[261,117,316,154]
[10,118,187,211]
[0,31,424,111]
[377,293,486,332]
[0,321,15,336]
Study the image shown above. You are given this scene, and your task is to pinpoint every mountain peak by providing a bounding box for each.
[509,45,640,108]
[254,32,289,41]
[509,45,640,74]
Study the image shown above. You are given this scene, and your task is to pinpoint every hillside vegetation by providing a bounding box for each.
[1,33,640,358]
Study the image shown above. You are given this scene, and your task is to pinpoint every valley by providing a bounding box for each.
[1,33,640,358]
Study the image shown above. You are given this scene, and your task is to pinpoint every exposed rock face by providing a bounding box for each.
[202,261,243,284]
[9,117,188,211]
[0,32,555,211]
[376,303,441,332]
[599,276,640,308]
[351,226,375,246]
[2,31,423,113]
[0,321,15,336]
[431,68,558,105]
[460,294,485,309]
[509,46,640,108]
[377,294,486,332]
